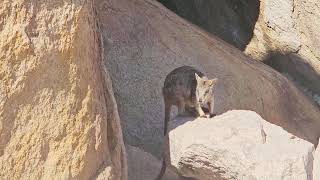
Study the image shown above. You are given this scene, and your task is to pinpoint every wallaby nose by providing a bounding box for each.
[199,99,203,103]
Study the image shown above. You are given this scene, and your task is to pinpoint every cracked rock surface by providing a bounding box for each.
[165,110,316,180]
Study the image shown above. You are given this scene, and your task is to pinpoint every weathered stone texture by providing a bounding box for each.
[0,0,127,179]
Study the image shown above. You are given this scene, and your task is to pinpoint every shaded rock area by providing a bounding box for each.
[159,0,260,50]
[97,0,320,157]
[0,0,127,179]
[126,145,182,180]
[165,110,316,180]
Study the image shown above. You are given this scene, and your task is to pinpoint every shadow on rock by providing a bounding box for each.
[158,0,260,50]
[263,51,320,107]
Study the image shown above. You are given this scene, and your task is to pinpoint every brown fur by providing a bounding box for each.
[156,66,218,180]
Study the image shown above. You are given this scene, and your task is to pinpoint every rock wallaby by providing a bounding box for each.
[156,66,218,180]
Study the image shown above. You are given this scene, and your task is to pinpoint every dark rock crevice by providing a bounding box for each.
[158,0,260,50]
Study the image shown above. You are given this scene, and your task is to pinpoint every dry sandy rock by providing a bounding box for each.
[0,0,127,179]
[165,110,315,180]
[96,0,320,156]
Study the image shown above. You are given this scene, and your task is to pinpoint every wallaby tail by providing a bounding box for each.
[155,158,166,180]
[155,98,170,180]
[164,100,171,135]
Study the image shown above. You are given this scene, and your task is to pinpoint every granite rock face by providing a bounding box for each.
[0,0,127,179]
[165,110,315,180]
[97,0,320,156]
[245,0,320,95]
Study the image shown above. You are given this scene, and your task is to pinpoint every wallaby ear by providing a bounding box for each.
[195,73,202,82]
[208,78,218,86]
[212,78,218,84]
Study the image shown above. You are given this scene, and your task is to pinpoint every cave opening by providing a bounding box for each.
[158,0,260,51]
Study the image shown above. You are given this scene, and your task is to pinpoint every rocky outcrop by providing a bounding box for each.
[245,0,320,95]
[97,0,320,156]
[0,0,127,179]
[126,145,181,180]
[165,110,315,180]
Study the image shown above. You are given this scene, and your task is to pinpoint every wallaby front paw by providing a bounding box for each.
[209,113,216,118]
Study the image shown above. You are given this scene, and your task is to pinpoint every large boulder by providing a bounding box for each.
[126,145,181,180]
[165,110,315,180]
[0,0,127,179]
[96,0,320,156]
[245,0,320,95]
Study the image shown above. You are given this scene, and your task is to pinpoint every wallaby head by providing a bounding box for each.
[195,73,218,105]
